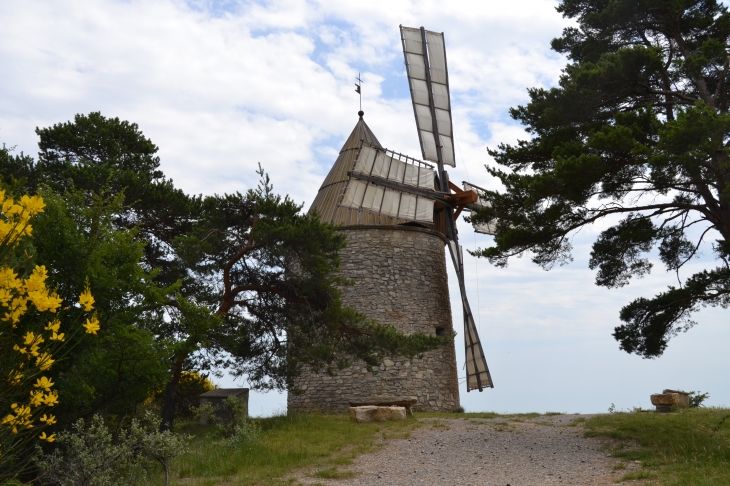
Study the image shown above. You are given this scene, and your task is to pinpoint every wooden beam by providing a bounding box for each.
[454,207,464,221]
[347,171,454,206]
[448,181,463,193]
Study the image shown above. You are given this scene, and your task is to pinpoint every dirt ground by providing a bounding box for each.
[295,414,642,486]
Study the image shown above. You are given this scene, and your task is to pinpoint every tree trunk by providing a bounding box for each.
[160,357,184,432]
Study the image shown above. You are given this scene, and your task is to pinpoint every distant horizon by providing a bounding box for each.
[2,0,727,416]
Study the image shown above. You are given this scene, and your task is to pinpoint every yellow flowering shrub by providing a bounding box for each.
[0,191,99,479]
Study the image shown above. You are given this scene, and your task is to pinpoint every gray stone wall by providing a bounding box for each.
[288,225,460,413]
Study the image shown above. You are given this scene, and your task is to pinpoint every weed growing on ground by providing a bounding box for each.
[313,467,357,479]
[163,413,420,486]
[584,408,730,485]
[568,417,587,426]
[428,420,451,430]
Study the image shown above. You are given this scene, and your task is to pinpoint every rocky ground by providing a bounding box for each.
[296,414,641,485]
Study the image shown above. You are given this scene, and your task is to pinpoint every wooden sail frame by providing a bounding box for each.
[463,181,498,236]
[400,25,494,392]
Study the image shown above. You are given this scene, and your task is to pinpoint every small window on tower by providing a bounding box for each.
[435,327,447,336]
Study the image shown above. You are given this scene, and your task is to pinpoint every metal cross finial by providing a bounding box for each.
[355,72,363,113]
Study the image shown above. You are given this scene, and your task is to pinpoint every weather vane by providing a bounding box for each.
[355,72,363,113]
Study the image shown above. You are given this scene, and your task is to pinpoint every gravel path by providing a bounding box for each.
[297,414,639,485]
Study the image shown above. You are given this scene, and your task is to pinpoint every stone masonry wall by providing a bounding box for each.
[288,225,460,413]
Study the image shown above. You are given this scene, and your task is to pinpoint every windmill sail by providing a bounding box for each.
[401,25,493,392]
[339,143,438,223]
[463,181,497,235]
[340,181,435,222]
[353,145,435,189]
[448,241,493,390]
[400,26,456,167]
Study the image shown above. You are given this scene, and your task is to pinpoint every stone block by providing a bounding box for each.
[663,389,690,409]
[349,406,406,423]
[651,393,680,406]
[651,391,691,413]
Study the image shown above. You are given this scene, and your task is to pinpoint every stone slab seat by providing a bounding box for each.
[349,396,418,416]
[349,406,406,423]
[650,389,690,413]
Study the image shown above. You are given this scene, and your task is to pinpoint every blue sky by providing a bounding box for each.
[1,0,728,416]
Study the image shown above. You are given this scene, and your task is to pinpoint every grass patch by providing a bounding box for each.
[584,408,730,485]
[428,419,451,430]
[569,417,587,426]
[533,420,554,427]
[620,470,658,481]
[313,467,358,479]
[163,413,419,485]
[486,422,517,433]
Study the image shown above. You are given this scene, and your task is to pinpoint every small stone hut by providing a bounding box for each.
[199,388,249,425]
[287,113,460,414]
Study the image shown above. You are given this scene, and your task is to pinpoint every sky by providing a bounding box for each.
[1,0,728,416]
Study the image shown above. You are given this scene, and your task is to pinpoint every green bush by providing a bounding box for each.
[196,396,260,448]
[689,391,710,408]
[36,413,189,486]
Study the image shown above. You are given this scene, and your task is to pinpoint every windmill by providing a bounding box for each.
[287,26,493,415]
[336,26,494,392]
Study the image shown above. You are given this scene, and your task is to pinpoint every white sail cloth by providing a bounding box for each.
[401,26,456,167]
[339,145,436,223]
[353,145,435,189]
[463,181,497,235]
[448,241,493,391]
[341,181,434,222]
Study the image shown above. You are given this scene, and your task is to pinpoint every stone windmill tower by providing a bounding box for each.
[287,26,493,414]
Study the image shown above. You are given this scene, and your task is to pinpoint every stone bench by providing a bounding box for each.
[349,396,418,417]
[349,406,406,423]
[650,389,690,413]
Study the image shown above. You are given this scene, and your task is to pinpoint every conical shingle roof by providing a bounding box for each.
[310,114,447,233]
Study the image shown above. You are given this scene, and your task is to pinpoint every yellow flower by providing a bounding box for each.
[43,390,59,407]
[24,265,47,293]
[29,390,44,407]
[83,316,100,335]
[34,376,54,391]
[6,202,22,217]
[23,331,44,347]
[0,268,21,301]
[38,432,55,443]
[13,344,28,356]
[78,284,94,312]
[35,352,55,371]
[4,296,28,326]
[0,267,19,283]
[0,221,12,242]
[39,414,57,426]
[19,194,45,216]
[45,319,61,332]
[28,289,62,313]
[6,404,33,432]
[7,368,23,385]
[2,198,16,215]
[49,332,65,342]
[0,287,13,306]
